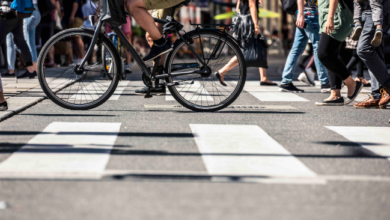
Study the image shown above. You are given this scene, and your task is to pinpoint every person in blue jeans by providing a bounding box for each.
[280,0,330,93]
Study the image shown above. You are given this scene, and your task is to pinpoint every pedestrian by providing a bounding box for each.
[279,0,330,93]
[23,0,41,72]
[214,0,277,87]
[351,0,384,47]
[344,36,371,87]
[0,1,36,79]
[315,0,364,106]
[63,0,84,66]
[353,0,390,109]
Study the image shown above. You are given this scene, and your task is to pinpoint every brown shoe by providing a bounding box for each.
[354,94,387,109]
[379,87,390,106]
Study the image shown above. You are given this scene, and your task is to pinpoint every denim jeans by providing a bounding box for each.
[357,11,390,92]
[23,4,41,63]
[281,13,329,85]
[6,33,16,70]
[369,70,382,100]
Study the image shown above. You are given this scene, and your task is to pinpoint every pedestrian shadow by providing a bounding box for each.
[0,131,194,138]
[18,113,118,117]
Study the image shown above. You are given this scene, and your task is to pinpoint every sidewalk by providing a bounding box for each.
[1,77,46,121]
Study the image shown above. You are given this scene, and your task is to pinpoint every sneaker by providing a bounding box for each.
[315,97,344,106]
[1,72,16,78]
[143,40,173,63]
[124,63,132,74]
[321,83,331,93]
[298,68,315,86]
[0,101,8,111]
[279,83,304,93]
[351,24,362,41]
[371,28,383,47]
[17,70,36,79]
[135,86,166,95]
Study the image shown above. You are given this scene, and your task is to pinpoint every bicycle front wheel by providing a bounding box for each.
[37,28,121,110]
[165,30,246,112]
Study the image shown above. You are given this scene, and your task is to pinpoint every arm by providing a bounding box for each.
[296,0,305,28]
[353,0,362,23]
[69,1,79,24]
[248,0,260,35]
[236,0,240,12]
[325,0,339,35]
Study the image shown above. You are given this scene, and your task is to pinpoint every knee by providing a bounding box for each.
[356,47,371,60]
[317,48,328,63]
[126,0,143,15]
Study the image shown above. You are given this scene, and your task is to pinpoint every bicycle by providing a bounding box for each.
[37,0,247,112]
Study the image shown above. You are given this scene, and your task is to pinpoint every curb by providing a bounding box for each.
[0,97,45,122]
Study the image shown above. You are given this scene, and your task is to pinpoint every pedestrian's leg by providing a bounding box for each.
[281,27,309,85]
[6,34,16,74]
[12,19,33,73]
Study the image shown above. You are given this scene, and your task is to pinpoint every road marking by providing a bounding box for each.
[190,124,317,179]
[0,122,121,179]
[326,126,390,159]
[166,81,214,101]
[0,201,6,209]
[236,81,309,102]
[144,104,297,110]
[109,81,130,100]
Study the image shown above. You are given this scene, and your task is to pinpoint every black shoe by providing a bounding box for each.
[320,83,331,93]
[214,72,227,86]
[0,101,8,111]
[345,81,363,105]
[143,41,173,63]
[135,86,166,95]
[17,70,36,79]
[260,81,278,86]
[1,72,16,78]
[315,97,345,106]
[279,83,304,93]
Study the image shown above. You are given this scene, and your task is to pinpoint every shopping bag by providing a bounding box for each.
[242,35,268,68]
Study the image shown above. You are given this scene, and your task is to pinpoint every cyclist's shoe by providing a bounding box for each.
[143,40,173,63]
[124,64,132,74]
[135,86,166,95]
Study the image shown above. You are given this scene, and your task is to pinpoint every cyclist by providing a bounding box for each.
[106,16,133,73]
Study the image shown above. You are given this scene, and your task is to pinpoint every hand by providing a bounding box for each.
[254,25,260,35]
[258,0,262,4]
[69,16,75,25]
[296,14,305,29]
[325,18,335,35]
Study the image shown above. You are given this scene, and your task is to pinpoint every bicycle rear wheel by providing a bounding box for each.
[37,28,121,110]
[165,30,246,112]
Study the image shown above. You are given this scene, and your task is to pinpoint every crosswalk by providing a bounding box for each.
[0,121,389,183]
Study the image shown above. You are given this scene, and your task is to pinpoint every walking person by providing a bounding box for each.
[214,0,277,87]
[344,36,370,87]
[23,0,41,72]
[0,2,35,79]
[315,0,364,106]
[353,0,390,109]
[279,0,330,93]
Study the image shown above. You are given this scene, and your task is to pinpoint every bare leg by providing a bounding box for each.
[259,68,273,83]
[9,69,14,74]
[126,0,163,40]
[344,76,357,97]
[0,92,5,103]
[216,56,238,82]
[325,89,342,101]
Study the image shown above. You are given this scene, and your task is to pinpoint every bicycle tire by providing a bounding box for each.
[165,29,246,112]
[37,28,121,110]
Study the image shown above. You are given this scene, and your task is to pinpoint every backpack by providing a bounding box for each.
[280,0,297,15]
[11,0,35,18]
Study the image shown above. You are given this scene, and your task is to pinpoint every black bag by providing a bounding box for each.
[280,0,297,15]
[242,35,268,68]
[101,0,127,26]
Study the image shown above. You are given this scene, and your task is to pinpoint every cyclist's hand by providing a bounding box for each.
[254,25,260,35]
[296,13,305,29]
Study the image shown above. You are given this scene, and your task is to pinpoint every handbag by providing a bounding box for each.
[101,0,127,27]
[242,34,268,68]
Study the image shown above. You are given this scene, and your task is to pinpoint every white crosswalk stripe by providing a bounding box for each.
[0,122,121,179]
[238,81,309,102]
[190,124,319,183]
[326,126,390,160]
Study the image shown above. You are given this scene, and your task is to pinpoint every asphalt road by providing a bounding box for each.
[0,56,389,220]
